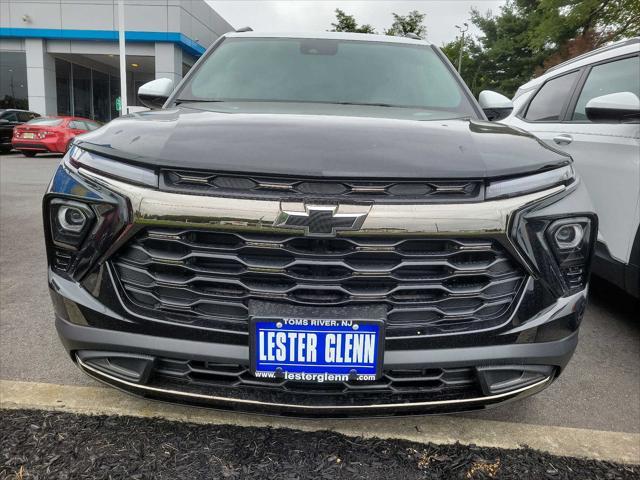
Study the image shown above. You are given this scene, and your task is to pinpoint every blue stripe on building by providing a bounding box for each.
[0,27,206,57]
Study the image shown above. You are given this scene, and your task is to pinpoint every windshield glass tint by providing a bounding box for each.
[27,117,63,126]
[179,38,474,117]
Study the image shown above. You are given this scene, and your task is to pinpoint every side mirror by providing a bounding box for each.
[585,92,640,123]
[138,78,174,109]
[478,90,514,122]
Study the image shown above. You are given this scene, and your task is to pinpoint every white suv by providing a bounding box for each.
[501,38,640,298]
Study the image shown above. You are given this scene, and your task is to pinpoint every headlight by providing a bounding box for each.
[58,206,87,232]
[512,213,596,296]
[49,199,95,249]
[44,151,131,279]
[486,165,575,200]
[550,221,585,250]
[68,145,158,188]
[545,217,593,292]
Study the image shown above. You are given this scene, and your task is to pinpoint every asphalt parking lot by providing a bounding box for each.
[1,152,639,437]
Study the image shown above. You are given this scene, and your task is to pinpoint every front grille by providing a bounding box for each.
[111,228,526,337]
[161,170,484,202]
[150,357,482,406]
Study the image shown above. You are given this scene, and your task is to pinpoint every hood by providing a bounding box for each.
[77,103,570,179]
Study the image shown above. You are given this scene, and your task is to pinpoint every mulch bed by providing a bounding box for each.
[1,409,637,479]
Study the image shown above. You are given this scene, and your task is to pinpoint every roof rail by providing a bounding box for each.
[546,37,639,74]
[235,26,253,33]
[404,32,421,40]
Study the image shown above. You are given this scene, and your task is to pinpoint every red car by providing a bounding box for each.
[12,116,101,157]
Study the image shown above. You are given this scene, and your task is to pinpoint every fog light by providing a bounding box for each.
[545,217,594,294]
[57,206,87,232]
[553,223,584,250]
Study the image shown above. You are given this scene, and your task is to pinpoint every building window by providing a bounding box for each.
[0,52,28,109]
[93,70,110,122]
[54,59,120,123]
[55,58,72,116]
[110,75,119,120]
[72,64,92,119]
[53,57,154,122]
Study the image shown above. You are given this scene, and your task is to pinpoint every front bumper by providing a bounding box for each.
[53,269,584,416]
[74,350,556,416]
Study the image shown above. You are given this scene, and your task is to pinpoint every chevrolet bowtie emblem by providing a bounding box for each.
[274,204,370,237]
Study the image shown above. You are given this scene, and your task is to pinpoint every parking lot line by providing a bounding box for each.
[1,379,638,464]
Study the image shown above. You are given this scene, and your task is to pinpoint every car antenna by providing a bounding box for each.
[235,26,253,32]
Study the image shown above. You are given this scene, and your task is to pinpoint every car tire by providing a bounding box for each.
[22,151,37,158]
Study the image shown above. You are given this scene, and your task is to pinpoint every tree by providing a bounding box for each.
[385,10,427,37]
[329,9,427,38]
[468,1,545,96]
[530,0,640,70]
[531,0,639,49]
[330,9,376,34]
[441,37,488,97]
[466,0,640,96]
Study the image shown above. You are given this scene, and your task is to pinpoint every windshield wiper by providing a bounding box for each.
[174,99,225,105]
[332,101,400,108]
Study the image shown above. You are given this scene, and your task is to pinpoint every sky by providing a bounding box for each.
[208,0,506,46]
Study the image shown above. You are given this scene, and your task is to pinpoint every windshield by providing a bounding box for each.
[176,37,476,119]
[26,117,63,126]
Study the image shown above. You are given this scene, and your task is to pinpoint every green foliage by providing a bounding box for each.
[441,37,488,97]
[330,9,376,34]
[384,11,427,37]
[329,8,427,37]
[530,0,640,50]
[529,0,640,72]
[467,1,547,96]
[445,0,639,97]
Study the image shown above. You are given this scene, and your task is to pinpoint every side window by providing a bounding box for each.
[17,112,31,122]
[572,56,640,120]
[69,120,85,130]
[2,112,18,122]
[524,71,580,122]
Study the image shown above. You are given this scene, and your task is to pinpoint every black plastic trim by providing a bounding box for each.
[593,240,640,298]
[56,316,578,371]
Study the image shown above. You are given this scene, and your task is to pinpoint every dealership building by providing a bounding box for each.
[0,0,233,121]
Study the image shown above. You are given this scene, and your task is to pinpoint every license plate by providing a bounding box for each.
[22,132,35,139]
[250,318,384,382]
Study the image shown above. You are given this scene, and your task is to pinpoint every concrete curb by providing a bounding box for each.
[1,379,638,464]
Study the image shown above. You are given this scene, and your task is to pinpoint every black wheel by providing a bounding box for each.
[22,151,37,157]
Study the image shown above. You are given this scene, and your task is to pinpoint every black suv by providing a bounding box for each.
[44,33,596,416]
[0,109,39,153]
